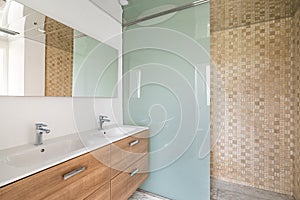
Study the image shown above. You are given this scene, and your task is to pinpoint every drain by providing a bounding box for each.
[40,149,45,152]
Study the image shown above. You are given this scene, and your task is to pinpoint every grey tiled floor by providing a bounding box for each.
[129,190,169,200]
[129,179,294,200]
[211,178,294,200]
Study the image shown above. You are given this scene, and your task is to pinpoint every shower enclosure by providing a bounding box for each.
[123,1,210,199]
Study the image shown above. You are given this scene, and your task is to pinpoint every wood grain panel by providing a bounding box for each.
[0,145,110,200]
[84,182,110,200]
[111,156,149,200]
[111,130,148,178]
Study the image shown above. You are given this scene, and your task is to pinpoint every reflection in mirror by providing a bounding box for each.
[73,31,118,97]
[44,17,74,97]
[0,0,118,97]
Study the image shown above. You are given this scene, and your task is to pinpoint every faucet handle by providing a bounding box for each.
[43,127,51,134]
[35,123,50,134]
[35,122,47,128]
[99,115,108,120]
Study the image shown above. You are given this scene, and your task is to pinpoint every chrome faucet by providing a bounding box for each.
[35,123,50,145]
[98,115,110,130]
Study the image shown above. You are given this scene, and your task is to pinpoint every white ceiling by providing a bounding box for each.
[89,0,122,23]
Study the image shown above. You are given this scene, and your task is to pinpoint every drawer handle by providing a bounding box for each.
[130,140,139,147]
[63,166,86,180]
[130,168,139,177]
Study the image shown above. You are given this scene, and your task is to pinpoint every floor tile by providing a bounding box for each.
[129,179,294,200]
[211,178,294,200]
[129,190,170,200]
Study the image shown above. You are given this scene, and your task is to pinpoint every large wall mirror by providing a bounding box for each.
[0,0,118,97]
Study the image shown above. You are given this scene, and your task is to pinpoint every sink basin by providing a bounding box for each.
[79,125,141,147]
[100,126,136,138]
[0,125,148,188]
[6,139,84,167]
[3,125,145,168]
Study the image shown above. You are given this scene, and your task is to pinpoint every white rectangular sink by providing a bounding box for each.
[6,139,84,167]
[100,126,136,137]
[0,124,148,188]
[78,125,145,148]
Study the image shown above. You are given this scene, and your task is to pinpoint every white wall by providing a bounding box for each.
[8,38,24,96]
[0,40,8,95]
[0,0,123,149]
[24,39,45,96]
[6,2,46,96]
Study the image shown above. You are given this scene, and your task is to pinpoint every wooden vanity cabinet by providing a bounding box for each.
[110,130,149,200]
[84,182,110,200]
[0,130,149,200]
[111,156,148,200]
[0,145,111,200]
[110,130,148,178]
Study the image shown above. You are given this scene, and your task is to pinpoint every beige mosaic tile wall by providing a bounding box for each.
[292,4,300,200]
[210,0,294,32]
[45,17,74,97]
[210,0,295,195]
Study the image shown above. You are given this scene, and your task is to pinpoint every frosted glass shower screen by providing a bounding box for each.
[123,3,210,200]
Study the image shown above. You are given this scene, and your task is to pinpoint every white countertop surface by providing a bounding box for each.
[0,124,148,188]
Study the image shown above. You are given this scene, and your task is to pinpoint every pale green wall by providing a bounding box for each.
[123,3,210,200]
[73,34,118,97]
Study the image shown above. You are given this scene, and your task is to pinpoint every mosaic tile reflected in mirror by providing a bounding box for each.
[0,0,118,97]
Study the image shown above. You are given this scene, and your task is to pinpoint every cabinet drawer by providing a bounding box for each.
[0,145,110,200]
[84,182,110,200]
[130,130,148,154]
[110,130,148,178]
[111,156,148,200]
